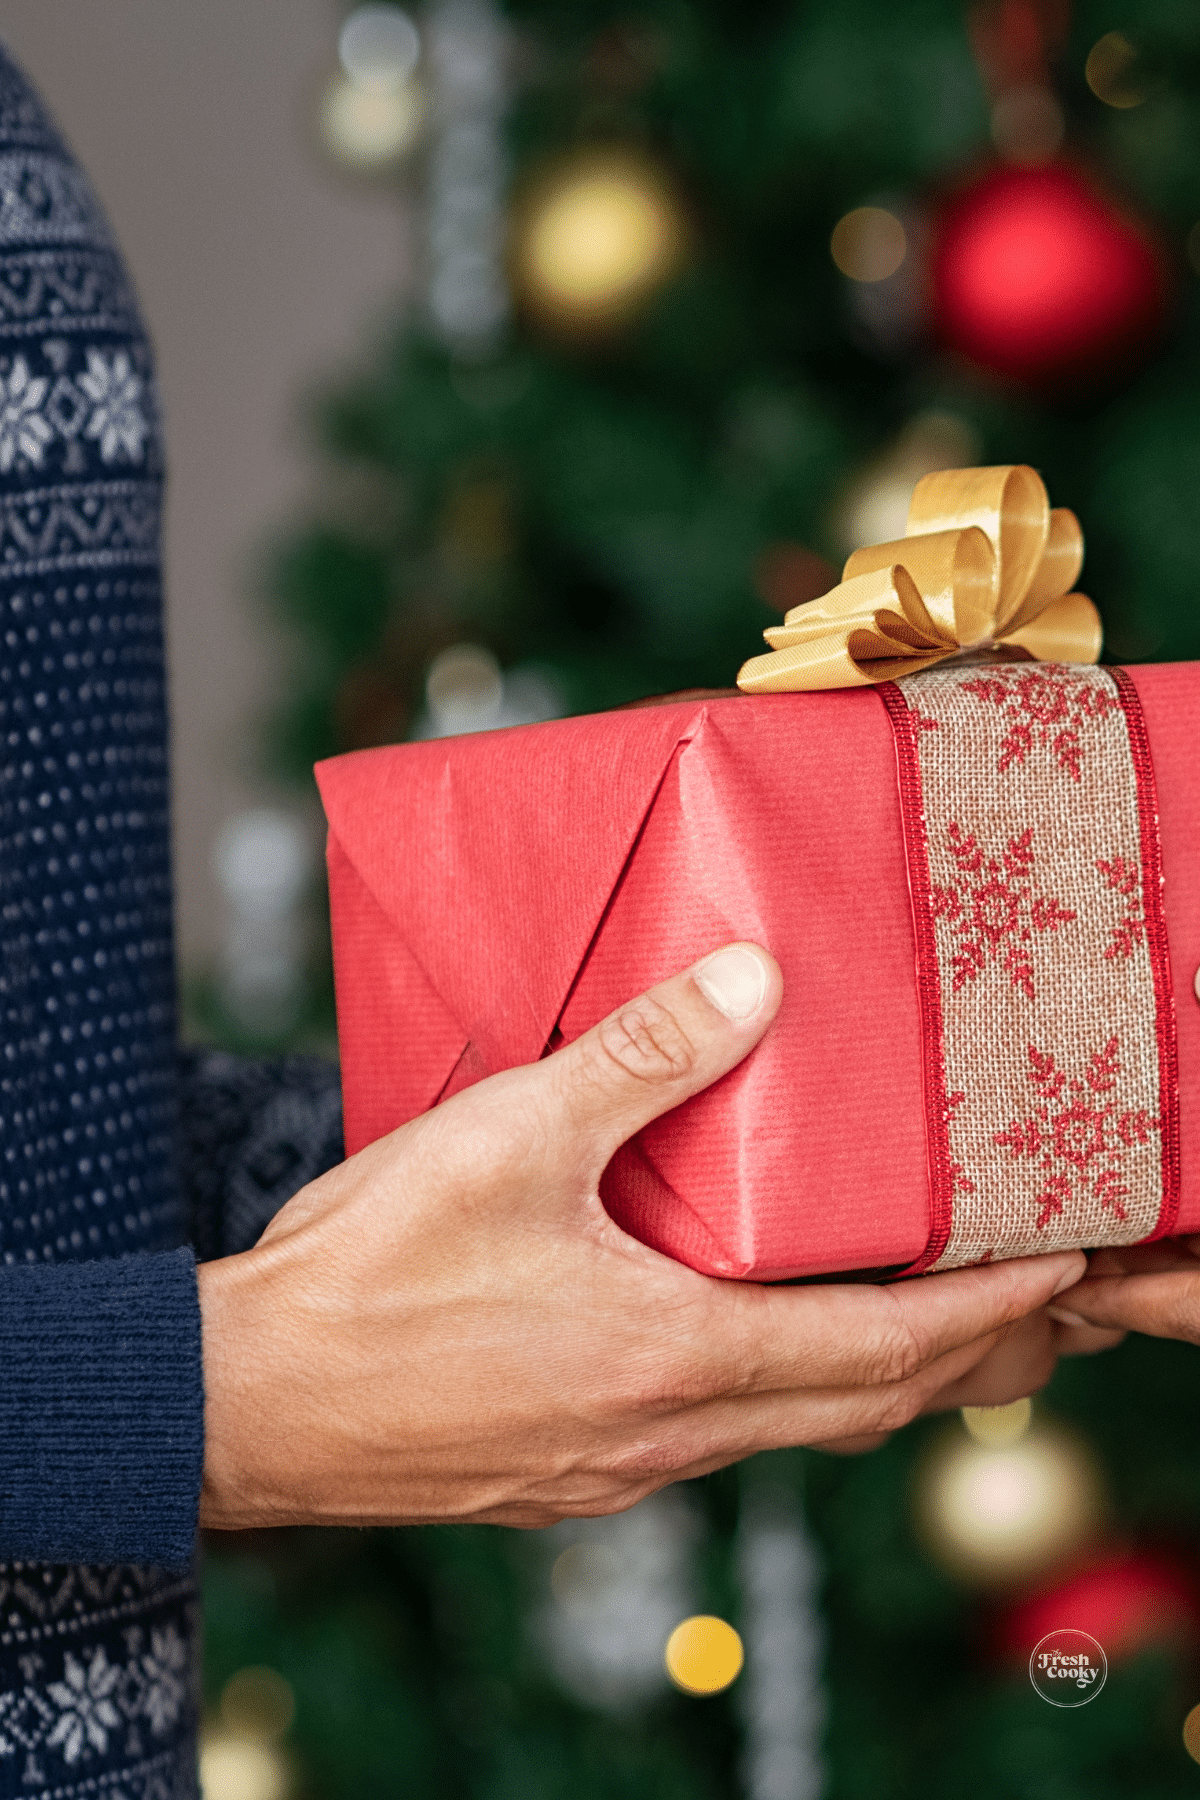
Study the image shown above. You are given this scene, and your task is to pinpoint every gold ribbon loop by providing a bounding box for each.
[738,464,1103,694]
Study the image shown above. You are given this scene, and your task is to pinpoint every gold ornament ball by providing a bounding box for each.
[664,1615,744,1696]
[914,1414,1103,1586]
[514,155,685,328]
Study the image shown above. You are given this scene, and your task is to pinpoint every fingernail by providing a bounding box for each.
[1046,1305,1089,1328]
[1051,1255,1087,1296]
[694,946,768,1021]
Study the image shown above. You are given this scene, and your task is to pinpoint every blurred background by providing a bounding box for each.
[9,0,1200,1795]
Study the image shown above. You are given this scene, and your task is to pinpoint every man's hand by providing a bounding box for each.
[1045,1238,1200,1347]
[197,943,1085,1530]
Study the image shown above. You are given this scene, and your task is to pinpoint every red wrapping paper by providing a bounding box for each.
[315,663,1200,1281]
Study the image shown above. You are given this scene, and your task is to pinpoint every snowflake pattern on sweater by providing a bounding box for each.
[0,44,348,1798]
[0,39,201,1800]
[0,344,150,476]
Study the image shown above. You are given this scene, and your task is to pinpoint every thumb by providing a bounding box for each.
[540,942,782,1179]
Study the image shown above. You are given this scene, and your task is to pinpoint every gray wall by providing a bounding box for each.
[2,0,412,973]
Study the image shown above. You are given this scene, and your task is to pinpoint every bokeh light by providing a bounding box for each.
[930,164,1166,384]
[1183,1702,1200,1764]
[515,157,685,327]
[962,1398,1033,1448]
[220,1667,296,1743]
[1085,32,1149,109]
[199,1734,289,1800]
[838,410,981,552]
[664,1615,744,1695]
[915,1417,1103,1585]
[339,5,421,90]
[425,644,504,735]
[541,1493,699,1708]
[996,1548,1200,1664]
[551,1543,623,1613]
[318,73,423,169]
[830,207,907,282]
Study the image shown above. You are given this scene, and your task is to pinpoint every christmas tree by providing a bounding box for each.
[201,3,1200,1796]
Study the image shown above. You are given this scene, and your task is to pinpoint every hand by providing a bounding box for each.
[197,943,1086,1529]
[1044,1237,1200,1347]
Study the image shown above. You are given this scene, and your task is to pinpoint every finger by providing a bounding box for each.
[1085,1240,1200,1279]
[541,943,782,1176]
[598,1325,1021,1484]
[921,1310,1058,1412]
[1049,1269,1200,1345]
[1045,1311,1126,1356]
[691,1250,1087,1398]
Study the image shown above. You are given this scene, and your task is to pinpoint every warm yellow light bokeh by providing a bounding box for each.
[664,1615,744,1695]
[1183,1702,1200,1764]
[915,1417,1102,1585]
[318,72,423,169]
[220,1666,296,1745]
[1085,32,1149,108]
[830,207,906,282]
[199,1734,289,1800]
[962,1397,1033,1448]
[517,160,684,324]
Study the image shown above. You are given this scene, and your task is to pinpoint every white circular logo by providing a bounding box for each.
[1029,1629,1107,1706]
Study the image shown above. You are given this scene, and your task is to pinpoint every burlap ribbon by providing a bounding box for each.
[737,464,1103,692]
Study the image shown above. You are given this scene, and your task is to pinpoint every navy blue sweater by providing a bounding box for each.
[0,46,343,1800]
[0,40,199,1567]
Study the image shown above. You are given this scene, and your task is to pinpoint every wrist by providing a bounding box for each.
[197,1251,289,1530]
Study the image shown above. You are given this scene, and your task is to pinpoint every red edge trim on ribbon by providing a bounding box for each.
[1111,666,1181,1241]
[877,682,956,1273]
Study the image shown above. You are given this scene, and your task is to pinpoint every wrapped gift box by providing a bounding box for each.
[315,662,1199,1281]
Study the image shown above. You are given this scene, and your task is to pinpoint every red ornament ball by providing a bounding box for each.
[931,163,1168,385]
[993,1548,1200,1665]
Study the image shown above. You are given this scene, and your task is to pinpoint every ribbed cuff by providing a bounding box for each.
[0,1247,204,1568]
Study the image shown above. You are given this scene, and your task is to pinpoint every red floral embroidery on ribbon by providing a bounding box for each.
[1095,852,1145,961]
[961,666,1120,783]
[932,822,1076,999]
[993,1034,1160,1230]
[946,1090,976,1195]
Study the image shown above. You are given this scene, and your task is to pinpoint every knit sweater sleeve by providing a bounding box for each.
[179,1049,345,1262]
[0,1246,203,1568]
[0,1057,342,1571]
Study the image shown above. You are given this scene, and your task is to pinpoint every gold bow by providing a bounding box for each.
[736,465,1103,693]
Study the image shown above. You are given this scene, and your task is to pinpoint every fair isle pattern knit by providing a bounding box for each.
[0,1054,343,1800]
[0,46,195,1800]
[0,1565,196,1800]
[0,50,351,1800]
[0,63,174,1268]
